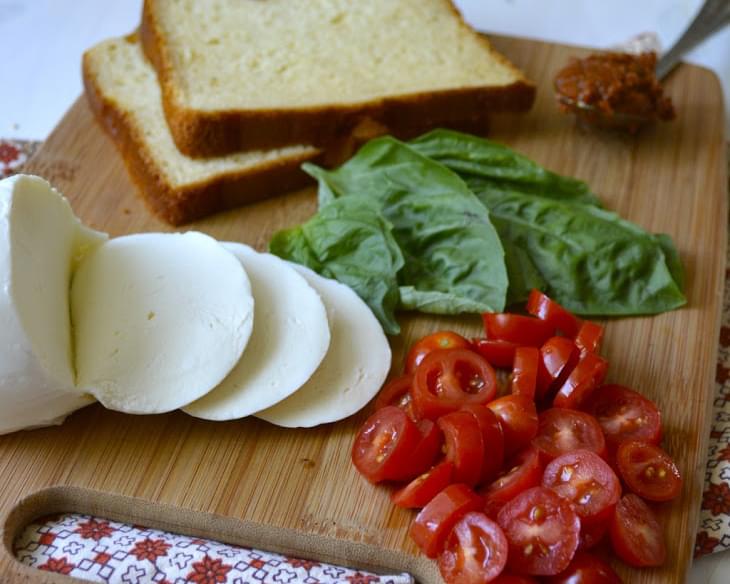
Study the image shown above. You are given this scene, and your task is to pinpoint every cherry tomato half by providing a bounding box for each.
[411,483,484,558]
[574,321,604,355]
[527,290,582,338]
[578,519,608,550]
[609,493,666,567]
[351,406,422,483]
[473,339,521,369]
[544,551,622,584]
[483,313,555,347]
[438,411,485,487]
[542,450,621,524]
[461,404,505,485]
[488,395,539,457]
[374,374,417,421]
[493,576,538,584]
[583,384,662,448]
[511,347,539,400]
[412,348,497,420]
[497,486,581,576]
[404,419,444,480]
[616,440,682,502]
[537,337,579,399]
[482,446,543,519]
[392,461,454,509]
[532,408,607,463]
[406,331,472,374]
[438,512,508,584]
[553,351,607,409]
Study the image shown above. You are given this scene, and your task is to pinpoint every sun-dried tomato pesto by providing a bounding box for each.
[554,52,675,131]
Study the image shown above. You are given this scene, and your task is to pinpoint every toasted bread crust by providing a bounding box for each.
[82,51,320,226]
[140,0,535,158]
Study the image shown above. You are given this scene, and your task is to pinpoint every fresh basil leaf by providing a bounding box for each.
[303,136,508,314]
[269,196,404,334]
[502,240,546,305]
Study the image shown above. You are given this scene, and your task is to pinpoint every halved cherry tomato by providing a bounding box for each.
[461,404,505,485]
[493,575,538,584]
[532,408,607,463]
[544,552,622,584]
[609,493,666,567]
[406,331,472,374]
[497,486,581,576]
[411,484,484,558]
[392,462,453,509]
[537,337,579,399]
[553,351,607,409]
[438,411,485,487]
[482,446,543,518]
[574,321,604,354]
[404,419,444,479]
[412,348,497,420]
[351,406,422,483]
[616,440,682,502]
[583,384,662,448]
[578,519,608,550]
[439,511,508,584]
[483,313,555,347]
[473,339,521,369]
[527,290,582,338]
[374,374,417,421]
[542,450,621,524]
[487,395,539,457]
[511,347,539,400]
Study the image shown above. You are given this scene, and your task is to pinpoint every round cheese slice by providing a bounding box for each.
[0,174,106,435]
[256,263,391,428]
[184,243,330,420]
[71,232,254,414]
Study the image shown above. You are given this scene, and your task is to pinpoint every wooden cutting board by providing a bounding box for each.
[0,36,727,583]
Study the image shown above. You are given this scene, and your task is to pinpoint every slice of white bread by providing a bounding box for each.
[140,0,535,157]
[82,36,320,225]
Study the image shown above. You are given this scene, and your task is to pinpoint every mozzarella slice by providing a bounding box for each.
[257,263,391,428]
[184,243,330,420]
[0,174,107,434]
[71,232,254,414]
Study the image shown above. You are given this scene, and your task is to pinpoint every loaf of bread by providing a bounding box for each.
[82,36,320,225]
[140,0,535,157]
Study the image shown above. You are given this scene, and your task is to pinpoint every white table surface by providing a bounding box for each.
[1,1,729,581]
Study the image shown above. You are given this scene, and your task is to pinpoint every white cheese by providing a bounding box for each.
[0,175,106,435]
[184,243,330,420]
[71,232,254,414]
[257,263,391,428]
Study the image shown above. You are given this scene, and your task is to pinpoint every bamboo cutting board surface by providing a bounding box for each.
[0,36,727,583]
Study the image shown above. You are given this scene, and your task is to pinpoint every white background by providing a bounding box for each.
[0,1,729,581]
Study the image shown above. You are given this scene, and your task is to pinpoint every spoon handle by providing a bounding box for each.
[656,0,730,79]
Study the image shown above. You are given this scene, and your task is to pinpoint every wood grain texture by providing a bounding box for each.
[0,36,726,583]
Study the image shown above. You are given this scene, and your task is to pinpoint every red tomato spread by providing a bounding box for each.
[554,52,675,132]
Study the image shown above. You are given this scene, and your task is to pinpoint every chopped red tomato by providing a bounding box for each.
[542,450,621,524]
[487,395,539,457]
[482,446,543,518]
[404,419,444,479]
[511,347,539,400]
[578,519,608,550]
[497,486,581,576]
[583,384,662,448]
[473,339,521,368]
[483,313,554,347]
[616,440,682,502]
[461,404,505,485]
[527,290,582,338]
[438,512,508,584]
[410,484,484,558]
[609,493,666,567]
[492,575,539,584]
[351,406,422,483]
[412,348,497,420]
[438,411,485,487]
[392,462,454,509]
[574,321,604,354]
[374,374,417,421]
[532,408,607,463]
[543,551,622,583]
[553,351,607,409]
[406,331,472,374]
